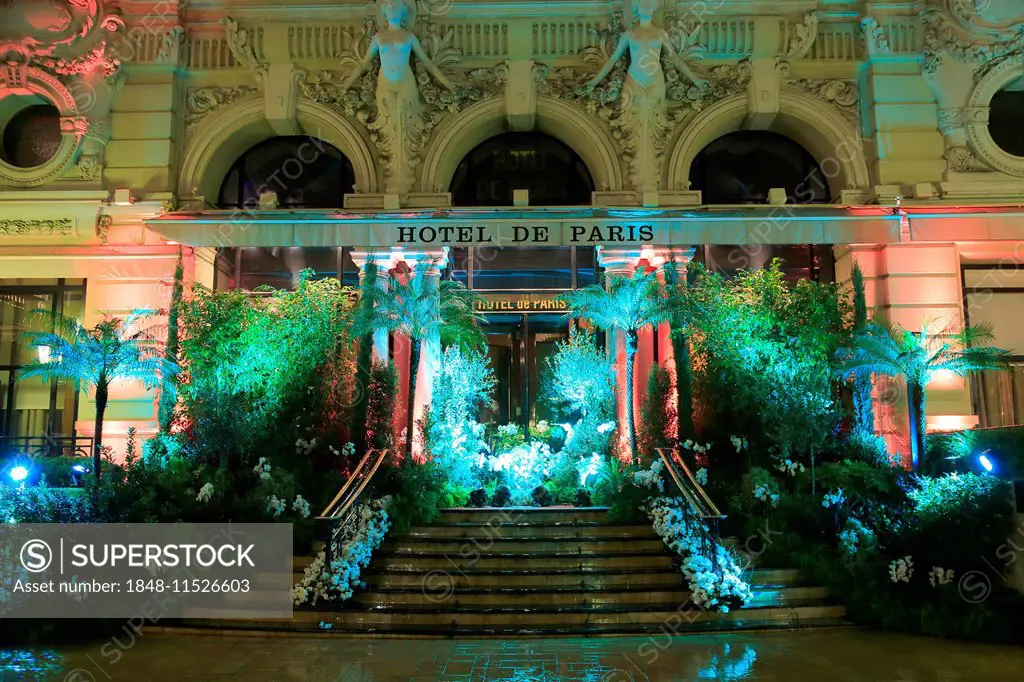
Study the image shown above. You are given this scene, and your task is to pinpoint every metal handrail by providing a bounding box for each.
[316,448,390,566]
[655,447,727,571]
[0,435,93,459]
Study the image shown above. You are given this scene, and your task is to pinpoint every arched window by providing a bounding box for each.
[689,131,831,205]
[450,133,594,207]
[217,136,355,209]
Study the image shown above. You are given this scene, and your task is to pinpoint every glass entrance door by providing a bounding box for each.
[482,314,569,429]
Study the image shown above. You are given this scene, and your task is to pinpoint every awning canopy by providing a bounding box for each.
[145,206,902,248]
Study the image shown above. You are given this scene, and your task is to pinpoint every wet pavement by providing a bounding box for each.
[4,627,1024,681]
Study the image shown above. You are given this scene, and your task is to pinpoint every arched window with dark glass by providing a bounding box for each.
[689,131,831,205]
[450,133,594,207]
[217,136,355,209]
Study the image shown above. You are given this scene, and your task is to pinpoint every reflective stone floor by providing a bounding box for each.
[4,628,1024,682]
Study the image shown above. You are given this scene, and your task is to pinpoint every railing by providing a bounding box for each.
[316,448,390,567]
[655,447,727,571]
[0,435,94,459]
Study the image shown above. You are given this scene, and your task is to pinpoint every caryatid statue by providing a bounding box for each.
[587,0,704,193]
[342,0,454,195]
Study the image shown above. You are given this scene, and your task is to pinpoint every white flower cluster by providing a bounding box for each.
[682,440,713,456]
[295,438,318,456]
[253,457,272,481]
[775,458,805,477]
[888,555,914,584]
[838,517,875,556]
[267,494,286,518]
[292,494,311,519]
[821,488,846,509]
[752,483,779,508]
[195,482,214,503]
[341,442,356,456]
[729,435,748,453]
[484,441,553,480]
[293,496,392,606]
[647,497,753,612]
[497,423,521,438]
[928,566,955,587]
[695,467,708,486]
[632,458,665,493]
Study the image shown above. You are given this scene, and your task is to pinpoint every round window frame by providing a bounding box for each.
[965,58,1024,177]
[0,67,86,187]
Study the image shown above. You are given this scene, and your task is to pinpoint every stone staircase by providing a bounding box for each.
[181,507,846,636]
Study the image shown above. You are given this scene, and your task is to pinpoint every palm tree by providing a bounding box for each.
[18,310,179,478]
[560,270,669,460]
[836,320,1010,469]
[355,260,484,458]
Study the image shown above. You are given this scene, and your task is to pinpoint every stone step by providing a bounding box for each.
[374,554,676,572]
[353,589,692,609]
[361,567,806,591]
[396,524,656,540]
[380,538,666,556]
[435,508,609,525]
[181,603,847,634]
[365,571,687,591]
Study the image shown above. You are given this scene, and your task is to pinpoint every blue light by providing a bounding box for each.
[979,454,994,473]
[72,464,86,474]
[8,466,29,483]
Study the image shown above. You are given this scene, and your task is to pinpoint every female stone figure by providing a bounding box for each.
[342,0,454,194]
[586,0,703,192]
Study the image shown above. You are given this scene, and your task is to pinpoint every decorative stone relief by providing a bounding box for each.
[0,219,74,236]
[311,0,502,195]
[921,4,1024,78]
[95,213,112,243]
[860,18,891,57]
[788,79,858,122]
[537,1,707,193]
[784,13,819,60]
[538,2,748,193]
[156,26,186,66]
[920,1,1024,176]
[185,86,258,140]
[0,0,125,187]
[221,18,267,83]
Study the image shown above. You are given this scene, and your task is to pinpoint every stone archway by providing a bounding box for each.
[666,90,871,199]
[418,96,624,195]
[178,98,378,204]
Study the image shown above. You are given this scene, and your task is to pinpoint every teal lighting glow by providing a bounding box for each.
[978,453,994,473]
[8,465,29,483]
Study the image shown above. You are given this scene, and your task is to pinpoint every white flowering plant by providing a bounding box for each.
[928,566,954,587]
[293,496,392,606]
[888,555,914,584]
[646,497,753,612]
[253,457,272,481]
[631,458,665,493]
[195,482,215,503]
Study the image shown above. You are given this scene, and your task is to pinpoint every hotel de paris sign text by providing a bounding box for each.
[392,223,654,246]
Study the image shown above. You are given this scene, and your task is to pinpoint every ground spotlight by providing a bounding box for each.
[8,466,29,483]
[70,464,89,486]
[978,452,994,474]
